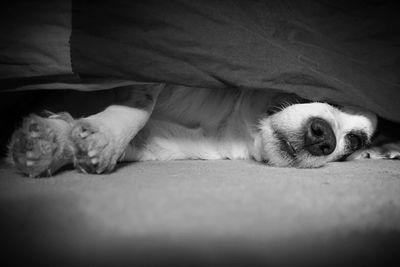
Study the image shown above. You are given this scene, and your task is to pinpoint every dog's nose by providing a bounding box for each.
[304,118,336,156]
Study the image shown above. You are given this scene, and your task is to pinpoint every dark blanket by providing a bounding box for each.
[1,1,399,123]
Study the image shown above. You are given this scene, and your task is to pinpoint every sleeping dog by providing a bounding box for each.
[7,84,398,177]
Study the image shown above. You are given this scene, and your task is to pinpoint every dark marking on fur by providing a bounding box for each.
[345,131,368,152]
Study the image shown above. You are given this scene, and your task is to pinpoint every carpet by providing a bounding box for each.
[1,159,399,266]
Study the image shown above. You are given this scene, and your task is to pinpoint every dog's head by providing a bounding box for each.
[256,103,377,168]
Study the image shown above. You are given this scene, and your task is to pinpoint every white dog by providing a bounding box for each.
[7,84,398,177]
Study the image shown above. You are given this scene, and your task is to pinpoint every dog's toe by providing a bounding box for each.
[71,120,117,174]
[9,115,59,177]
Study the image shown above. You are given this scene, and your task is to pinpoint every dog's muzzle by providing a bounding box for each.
[304,118,336,156]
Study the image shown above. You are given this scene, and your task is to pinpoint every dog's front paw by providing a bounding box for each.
[347,142,400,161]
[71,119,121,174]
[8,114,73,177]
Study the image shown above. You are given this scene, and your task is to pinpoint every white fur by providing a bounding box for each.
[8,84,380,178]
[258,103,376,167]
[120,86,377,168]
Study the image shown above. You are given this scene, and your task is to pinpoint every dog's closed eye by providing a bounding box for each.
[345,132,367,151]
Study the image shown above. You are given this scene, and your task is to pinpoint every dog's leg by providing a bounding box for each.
[8,112,75,177]
[347,141,400,161]
[347,120,400,162]
[70,84,164,174]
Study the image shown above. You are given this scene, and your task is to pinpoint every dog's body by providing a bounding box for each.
[8,84,398,178]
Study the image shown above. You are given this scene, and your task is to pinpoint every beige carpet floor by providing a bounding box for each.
[1,159,400,266]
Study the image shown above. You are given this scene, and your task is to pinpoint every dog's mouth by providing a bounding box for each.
[281,139,297,158]
[280,140,297,159]
[275,131,297,158]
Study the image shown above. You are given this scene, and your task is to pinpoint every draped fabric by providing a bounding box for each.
[1,1,399,122]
